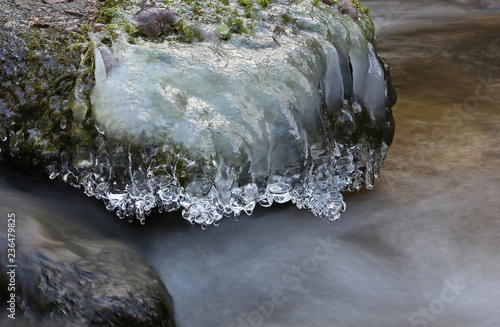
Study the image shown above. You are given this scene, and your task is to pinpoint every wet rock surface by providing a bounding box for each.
[0,0,98,173]
[135,6,178,37]
[0,182,176,326]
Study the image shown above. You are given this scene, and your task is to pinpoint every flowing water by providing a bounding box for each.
[2,0,500,326]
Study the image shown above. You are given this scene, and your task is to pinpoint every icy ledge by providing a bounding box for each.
[69,0,395,226]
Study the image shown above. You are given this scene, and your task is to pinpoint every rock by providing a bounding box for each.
[0,0,393,225]
[337,0,354,8]
[1,0,95,32]
[0,189,176,327]
[0,0,98,172]
[135,7,177,37]
[342,7,358,21]
[89,0,394,224]
[337,0,358,21]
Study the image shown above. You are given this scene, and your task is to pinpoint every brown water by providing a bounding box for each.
[1,1,500,326]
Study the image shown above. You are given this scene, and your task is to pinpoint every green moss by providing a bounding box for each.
[217,22,231,39]
[192,1,201,12]
[96,0,133,23]
[350,0,375,40]
[233,18,246,33]
[281,11,295,23]
[87,0,376,44]
[238,0,253,8]
[181,20,203,42]
[257,0,270,7]
[0,24,97,172]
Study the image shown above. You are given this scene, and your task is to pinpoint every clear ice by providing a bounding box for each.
[63,0,395,225]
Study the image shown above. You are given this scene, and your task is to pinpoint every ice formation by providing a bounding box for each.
[70,0,395,225]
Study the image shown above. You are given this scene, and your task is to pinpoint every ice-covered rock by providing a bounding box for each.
[0,0,396,226]
[85,0,395,225]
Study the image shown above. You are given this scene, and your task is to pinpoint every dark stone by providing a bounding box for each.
[135,7,177,37]
[0,189,176,327]
[201,30,222,43]
[337,0,354,8]
[342,7,359,21]
[337,0,358,21]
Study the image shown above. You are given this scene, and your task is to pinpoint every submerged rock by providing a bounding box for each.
[0,0,396,226]
[0,188,176,327]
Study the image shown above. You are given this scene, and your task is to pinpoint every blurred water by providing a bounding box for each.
[2,0,500,326]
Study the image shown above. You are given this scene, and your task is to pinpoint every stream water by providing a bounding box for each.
[1,0,500,326]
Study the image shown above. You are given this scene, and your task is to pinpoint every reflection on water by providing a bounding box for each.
[2,0,500,326]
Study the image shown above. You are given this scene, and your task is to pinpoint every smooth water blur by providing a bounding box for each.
[2,0,500,326]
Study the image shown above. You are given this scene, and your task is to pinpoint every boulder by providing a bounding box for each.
[0,0,396,226]
[0,188,176,326]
